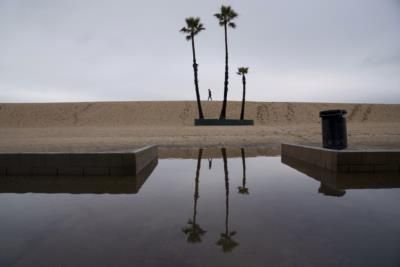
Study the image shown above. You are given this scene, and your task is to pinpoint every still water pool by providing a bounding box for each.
[0,148,399,266]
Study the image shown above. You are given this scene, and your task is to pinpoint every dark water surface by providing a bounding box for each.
[0,148,399,267]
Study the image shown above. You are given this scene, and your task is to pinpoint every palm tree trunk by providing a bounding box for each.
[221,148,229,234]
[191,34,204,120]
[193,148,203,225]
[219,23,229,120]
[240,75,246,120]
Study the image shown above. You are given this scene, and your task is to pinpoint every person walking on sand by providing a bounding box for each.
[208,88,212,101]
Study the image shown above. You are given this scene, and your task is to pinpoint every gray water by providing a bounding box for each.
[0,148,399,266]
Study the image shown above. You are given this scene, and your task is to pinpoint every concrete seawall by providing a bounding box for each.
[0,159,158,194]
[0,145,158,176]
[281,143,400,173]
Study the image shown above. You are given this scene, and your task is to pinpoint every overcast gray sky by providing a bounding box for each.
[0,0,399,103]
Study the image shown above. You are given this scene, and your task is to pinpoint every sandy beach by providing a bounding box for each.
[0,101,399,153]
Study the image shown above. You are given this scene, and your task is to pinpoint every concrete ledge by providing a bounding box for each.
[0,145,158,177]
[0,159,157,194]
[281,143,400,173]
[194,119,254,126]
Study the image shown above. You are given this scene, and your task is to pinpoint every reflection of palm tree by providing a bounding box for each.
[216,148,239,252]
[238,148,249,195]
[182,149,206,243]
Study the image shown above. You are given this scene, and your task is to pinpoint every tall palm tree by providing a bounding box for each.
[237,67,249,120]
[182,149,206,243]
[180,17,205,120]
[238,148,249,194]
[214,5,238,120]
[216,148,239,252]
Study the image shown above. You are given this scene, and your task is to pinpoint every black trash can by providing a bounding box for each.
[319,109,347,150]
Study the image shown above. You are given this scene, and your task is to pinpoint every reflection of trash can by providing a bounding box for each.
[319,110,347,150]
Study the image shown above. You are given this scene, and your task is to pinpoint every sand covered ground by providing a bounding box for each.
[0,101,399,153]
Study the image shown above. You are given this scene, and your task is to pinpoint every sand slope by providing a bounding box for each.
[0,101,399,127]
[0,101,399,152]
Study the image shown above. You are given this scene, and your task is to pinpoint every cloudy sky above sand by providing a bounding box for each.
[0,0,399,103]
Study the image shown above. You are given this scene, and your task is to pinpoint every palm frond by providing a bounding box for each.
[180,27,188,33]
[193,23,205,35]
[181,17,205,39]
[229,10,238,19]
[185,17,195,26]
[214,13,222,19]
[215,5,238,26]
[221,5,230,15]
[228,22,236,28]
[237,67,249,75]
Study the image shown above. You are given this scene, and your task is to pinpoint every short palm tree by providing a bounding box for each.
[180,17,205,120]
[237,67,249,120]
[182,149,206,243]
[214,6,238,120]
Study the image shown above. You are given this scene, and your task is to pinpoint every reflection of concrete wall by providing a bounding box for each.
[0,159,157,194]
[0,145,157,176]
[282,143,400,173]
[282,156,400,190]
[159,146,280,159]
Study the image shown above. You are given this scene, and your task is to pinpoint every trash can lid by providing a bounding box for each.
[319,109,347,117]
